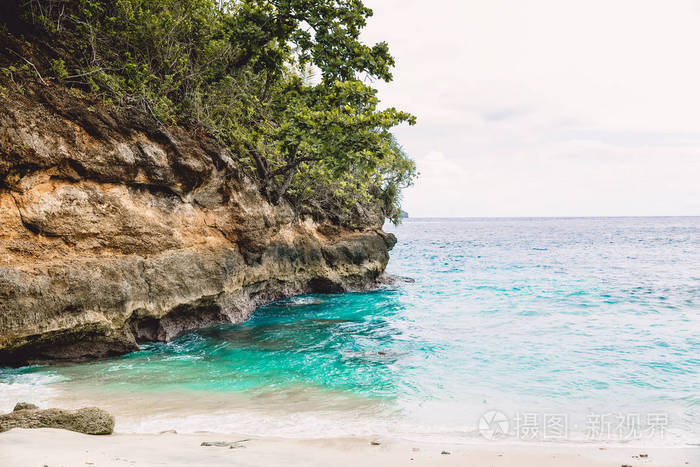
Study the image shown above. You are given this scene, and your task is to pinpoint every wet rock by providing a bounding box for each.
[308,318,354,324]
[377,274,415,285]
[343,350,404,364]
[0,405,114,434]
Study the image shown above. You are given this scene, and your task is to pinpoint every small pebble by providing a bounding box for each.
[640,454,648,458]
[441,451,451,455]
[370,441,381,446]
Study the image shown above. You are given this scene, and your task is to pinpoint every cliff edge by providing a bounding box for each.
[0,85,396,365]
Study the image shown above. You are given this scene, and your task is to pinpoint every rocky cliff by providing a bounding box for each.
[0,85,396,366]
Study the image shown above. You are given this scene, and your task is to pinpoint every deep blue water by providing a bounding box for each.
[1,217,699,444]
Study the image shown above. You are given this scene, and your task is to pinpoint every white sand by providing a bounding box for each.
[0,428,697,467]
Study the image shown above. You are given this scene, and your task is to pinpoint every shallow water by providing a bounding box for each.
[2,217,699,444]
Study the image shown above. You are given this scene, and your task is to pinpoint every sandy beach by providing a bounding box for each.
[0,428,697,467]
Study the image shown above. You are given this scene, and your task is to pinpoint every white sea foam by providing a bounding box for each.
[112,408,696,447]
[286,296,325,306]
[0,372,694,447]
[0,371,66,413]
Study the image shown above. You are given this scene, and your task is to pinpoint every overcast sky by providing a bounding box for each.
[361,0,700,217]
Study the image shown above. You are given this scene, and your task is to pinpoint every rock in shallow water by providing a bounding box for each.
[0,405,114,435]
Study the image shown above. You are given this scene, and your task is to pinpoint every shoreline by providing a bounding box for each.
[0,428,697,467]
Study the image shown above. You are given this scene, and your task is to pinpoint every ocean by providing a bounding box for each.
[1,217,698,445]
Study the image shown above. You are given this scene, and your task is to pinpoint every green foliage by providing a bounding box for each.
[14,0,416,226]
[1,65,26,93]
[289,135,416,226]
[50,58,68,79]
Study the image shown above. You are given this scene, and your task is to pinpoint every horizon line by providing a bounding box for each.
[394,215,700,219]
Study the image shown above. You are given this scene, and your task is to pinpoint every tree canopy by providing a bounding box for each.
[5,0,416,225]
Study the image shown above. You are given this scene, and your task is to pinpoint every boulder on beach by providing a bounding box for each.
[0,403,114,435]
[13,402,38,411]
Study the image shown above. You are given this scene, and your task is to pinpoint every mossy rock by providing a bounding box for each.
[0,405,114,435]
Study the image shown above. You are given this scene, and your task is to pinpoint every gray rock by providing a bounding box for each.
[201,440,249,448]
[0,406,114,435]
[13,402,38,411]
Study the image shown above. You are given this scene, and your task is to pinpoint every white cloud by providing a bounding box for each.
[362,0,700,216]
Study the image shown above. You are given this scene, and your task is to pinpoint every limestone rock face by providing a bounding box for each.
[0,85,396,366]
[0,404,114,435]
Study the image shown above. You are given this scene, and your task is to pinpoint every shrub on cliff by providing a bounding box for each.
[1,0,415,226]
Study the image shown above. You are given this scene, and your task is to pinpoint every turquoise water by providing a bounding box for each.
[1,217,699,444]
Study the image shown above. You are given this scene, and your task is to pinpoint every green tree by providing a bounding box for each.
[11,0,416,224]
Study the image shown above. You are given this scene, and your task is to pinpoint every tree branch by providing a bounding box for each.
[244,142,272,200]
[268,155,318,178]
[9,50,47,86]
[273,165,297,204]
